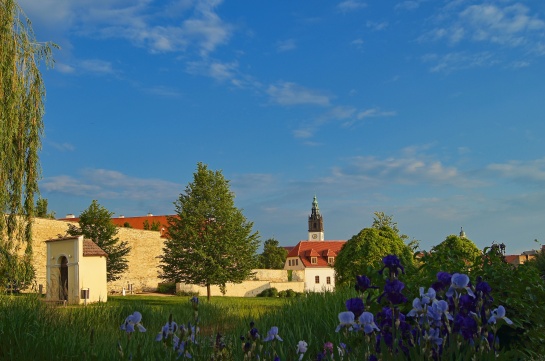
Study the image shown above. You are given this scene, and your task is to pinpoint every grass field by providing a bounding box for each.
[0,292,348,360]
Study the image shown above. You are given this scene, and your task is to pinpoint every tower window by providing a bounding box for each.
[328,257,335,265]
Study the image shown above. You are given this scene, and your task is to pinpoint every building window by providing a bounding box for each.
[288,260,292,266]
[328,257,334,265]
[326,276,331,285]
[296,259,298,265]
[315,276,320,284]
[311,257,317,264]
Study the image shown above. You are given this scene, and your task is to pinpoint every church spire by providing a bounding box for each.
[308,195,324,241]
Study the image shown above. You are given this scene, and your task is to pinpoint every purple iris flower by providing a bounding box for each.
[379,255,405,278]
[378,279,408,305]
[476,278,493,303]
[346,298,365,318]
[446,273,475,298]
[355,275,378,293]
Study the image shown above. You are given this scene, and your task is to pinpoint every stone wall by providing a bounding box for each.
[30,218,165,293]
[176,279,305,297]
[28,218,307,297]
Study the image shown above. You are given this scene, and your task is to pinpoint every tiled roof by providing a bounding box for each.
[58,215,175,237]
[83,239,108,257]
[287,241,346,268]
[44,236,107,257]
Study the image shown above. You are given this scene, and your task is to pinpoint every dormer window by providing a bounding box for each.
[328,257,335,265]
[311,257,317,264]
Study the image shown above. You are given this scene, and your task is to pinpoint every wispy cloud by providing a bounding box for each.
[337,0,367,12]
[47,141,75,152]
[486,158,545,185]
[267,82,332,106]
[422,51,498,73]
[276,39,297,52]
[417,2,545,72]
[41,168,182,201]
[329,146,481,188]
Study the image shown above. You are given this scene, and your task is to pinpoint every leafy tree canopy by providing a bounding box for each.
[258,238,288,269]
[1,0,56,292]
[35,197,56,219]
[334,212,416,287]
[67,200,131,282]
[419,234,482,278]
[160,163,260,300]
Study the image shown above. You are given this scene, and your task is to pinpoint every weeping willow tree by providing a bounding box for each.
[1,0,56,292]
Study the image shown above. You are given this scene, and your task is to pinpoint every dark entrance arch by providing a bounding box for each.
[59,256,68,301]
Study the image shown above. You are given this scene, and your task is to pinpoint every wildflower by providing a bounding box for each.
[423,328,443,346]
[432,271,452,292]
[406,297,424,318]
[378,279,407,305]
[359,312,380,334]
[155,314,178,342]
[475,278,493,303]
[488,305,513,325]
[355,275,378,293]
[120,311,146,333]
[263,326,283,342]
[419,287,436,304]
[297,340,308,360]
[335,311,356,332]
[323,341,334,355]
[379,254,405,278]
[345,297,365,318]
[446,273,475,298]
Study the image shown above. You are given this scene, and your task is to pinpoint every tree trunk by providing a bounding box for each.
[207,283,211,301]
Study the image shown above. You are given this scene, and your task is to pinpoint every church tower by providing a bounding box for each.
[308,195,324,241]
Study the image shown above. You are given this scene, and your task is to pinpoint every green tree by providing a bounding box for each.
[334,212,416,287]
[418,233,481,281]
[1,0,56,292]
[35,197,55,218]
[258,238,288,269]
[67,200,131,282]
[160,163,260,300]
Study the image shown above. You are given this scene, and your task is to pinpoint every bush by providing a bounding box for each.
[156,282,176,294]
[256,287,278,297]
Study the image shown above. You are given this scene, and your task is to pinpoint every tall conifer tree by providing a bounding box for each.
[161,162,260,300]
[67,200,131,282]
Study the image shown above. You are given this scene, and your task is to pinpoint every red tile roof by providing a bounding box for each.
[44,236,107,257]
[58,215,175,237]
[83,239,108,257]
[287,241,346,268]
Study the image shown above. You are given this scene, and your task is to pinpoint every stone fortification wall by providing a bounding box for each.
[30,218,165,293]
[28,219,306,297]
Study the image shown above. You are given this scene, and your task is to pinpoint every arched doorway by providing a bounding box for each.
[59,256,68,301]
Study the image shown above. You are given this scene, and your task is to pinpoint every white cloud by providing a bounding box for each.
[459,3,545,46]
[79,59,115,74]
[337,0,367,12]
[422,51,498,73]
[41,168,182,201]
[276,39,297,52]
[486,158,545,184]
[267,82,332,106]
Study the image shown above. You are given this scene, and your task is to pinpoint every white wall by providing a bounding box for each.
[303,268,336,292]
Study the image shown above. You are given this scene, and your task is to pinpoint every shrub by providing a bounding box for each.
[156,282,176,294]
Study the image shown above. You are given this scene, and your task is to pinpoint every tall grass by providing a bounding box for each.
[0,294,292,360]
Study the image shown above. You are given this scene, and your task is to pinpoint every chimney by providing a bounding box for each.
[65,214,75,219]
[147,213,153,217]
[119,215,125,218]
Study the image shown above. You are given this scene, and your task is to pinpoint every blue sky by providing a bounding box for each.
[19,0,545,253]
